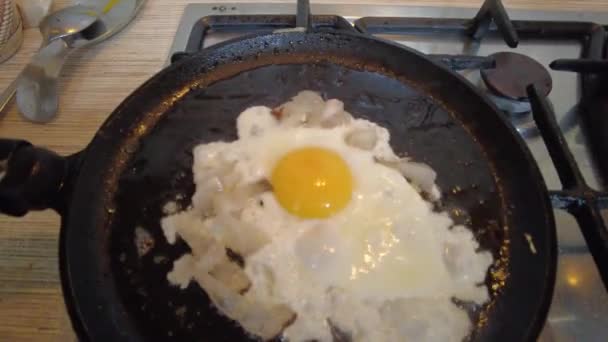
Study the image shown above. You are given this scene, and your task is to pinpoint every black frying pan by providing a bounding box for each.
[0,8,556,342]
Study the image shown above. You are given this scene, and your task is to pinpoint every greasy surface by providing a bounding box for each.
[0,0,581,340]
[110,63,502,341]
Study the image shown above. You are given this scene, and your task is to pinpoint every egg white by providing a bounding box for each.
[185,105,493,342]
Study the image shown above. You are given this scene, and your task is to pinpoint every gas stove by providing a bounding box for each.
[168,1,608,340]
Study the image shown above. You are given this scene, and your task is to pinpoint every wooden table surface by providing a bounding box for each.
[1,0,608,340]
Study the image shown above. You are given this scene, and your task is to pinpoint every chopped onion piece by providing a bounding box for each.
[191,178,223,216]
[167,254,196,289]
[161,211,215,252]
[319,99,353,128]
[167,244,224,287]
[197,273,296,340]
[210,260,251,293]
[167,242,230,289]
[192,151,235,188]
[210,214,270,257]
[321,111,352,128]
[375,157,441,200]
[195,241,227,271]
[321,99,344,119]
[211,180,272,216]
[276,91,325,127]
[345,128,378,150]
[236,106,278,138]
[273,93,354,129]
[398,159,441,200]
[162,201,179,215]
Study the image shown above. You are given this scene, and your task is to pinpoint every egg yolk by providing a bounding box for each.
[271,147,353,219]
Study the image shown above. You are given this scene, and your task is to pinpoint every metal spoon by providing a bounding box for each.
[0,5,100,118]
[12,0,146,123]
[76,0,146,46]
[16,5,104,123]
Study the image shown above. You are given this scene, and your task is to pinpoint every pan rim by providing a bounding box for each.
[60,29,557,342]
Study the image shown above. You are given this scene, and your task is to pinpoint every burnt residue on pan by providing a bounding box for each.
[108,63,505,341]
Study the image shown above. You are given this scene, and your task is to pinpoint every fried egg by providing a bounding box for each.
[162,91,494,342]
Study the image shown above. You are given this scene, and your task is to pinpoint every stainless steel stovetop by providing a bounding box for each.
[168,3,608,341]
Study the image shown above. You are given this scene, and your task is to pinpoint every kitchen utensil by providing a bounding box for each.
[14,0,145,122]
[0,4,100,117]
[15,5,102,122]
[75,0,146,45]
[38,5,101,46]
[0,77,17,114]
[0,0,22,63]
[0,1,556,341]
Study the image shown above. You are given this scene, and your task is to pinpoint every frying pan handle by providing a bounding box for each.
[0,139,81,216]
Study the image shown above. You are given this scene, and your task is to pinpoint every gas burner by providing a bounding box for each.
[481,52,553,101]
[481,52,551,113]
[478,52,553,136]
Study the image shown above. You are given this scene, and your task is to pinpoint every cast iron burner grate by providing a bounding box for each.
[170,0,608,291]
